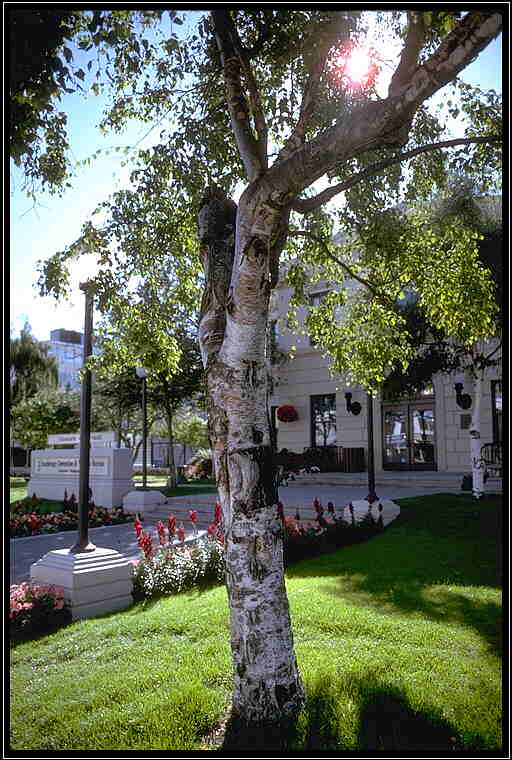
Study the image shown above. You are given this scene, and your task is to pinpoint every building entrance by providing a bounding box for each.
[382,400,437,471]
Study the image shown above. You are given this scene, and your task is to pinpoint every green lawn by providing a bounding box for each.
[10,493,502,752]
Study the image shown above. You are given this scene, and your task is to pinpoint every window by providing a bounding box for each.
[308,291,330,346]
[491,380,502,442]
[311,394,336,447]
[309,291,330,308]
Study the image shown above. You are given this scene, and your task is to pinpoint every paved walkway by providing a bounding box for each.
[10,481,468,585]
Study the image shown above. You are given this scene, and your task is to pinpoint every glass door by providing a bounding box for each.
[383,403,436,470]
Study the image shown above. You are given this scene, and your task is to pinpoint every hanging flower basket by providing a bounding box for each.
[277,404,299,423]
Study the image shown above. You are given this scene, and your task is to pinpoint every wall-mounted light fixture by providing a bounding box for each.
[345,392,362,416]
[454,381,472,410]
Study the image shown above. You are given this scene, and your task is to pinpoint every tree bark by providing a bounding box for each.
[198,184,304,724]
[164,403,177,488]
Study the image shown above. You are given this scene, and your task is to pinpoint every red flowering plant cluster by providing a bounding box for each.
[282,498,384,565]
[206,502,224,544]
[131,509,225,601]
[10,582,71,639]
[276,404,299,423]
[10,493,134,537]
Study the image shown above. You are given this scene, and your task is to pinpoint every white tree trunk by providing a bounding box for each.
[469,368,485,499]
[199,185,304,724]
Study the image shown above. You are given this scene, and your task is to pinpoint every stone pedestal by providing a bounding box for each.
[30,547,133,620]
[122,489,167,514]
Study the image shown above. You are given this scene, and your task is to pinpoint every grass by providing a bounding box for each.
[10,476,217,508]
[9,493,502,752]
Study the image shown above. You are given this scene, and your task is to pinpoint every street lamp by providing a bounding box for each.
[366,391,379,504]
[70,280,96,553]
[136,366,149,490]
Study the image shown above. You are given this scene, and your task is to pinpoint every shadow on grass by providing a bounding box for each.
[287,493,502,655]
[216,672,494,752]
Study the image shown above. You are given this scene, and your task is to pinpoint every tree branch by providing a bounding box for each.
[266,12,501,201]
[276,15,347,164]
[229,16,268,169]
[211,9,264,180]
[388,11,426,97]
[391,12,502,120]
[291,136,500,213]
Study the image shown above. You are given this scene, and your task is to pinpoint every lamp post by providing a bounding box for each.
[366,391,379,504]
[71,281,96,553]
[136,366,149,490]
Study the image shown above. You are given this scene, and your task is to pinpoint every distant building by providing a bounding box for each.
[43,329,84,391]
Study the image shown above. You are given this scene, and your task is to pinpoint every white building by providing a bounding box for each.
[268,275,502,476]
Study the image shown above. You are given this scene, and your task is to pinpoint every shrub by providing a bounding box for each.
[10,582,71,639]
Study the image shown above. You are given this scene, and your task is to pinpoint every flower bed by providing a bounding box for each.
[10,506,134,538]
[132,500,384,600]
[132,510,224,600]
[10,582,71,640]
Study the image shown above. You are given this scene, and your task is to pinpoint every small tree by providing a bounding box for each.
[173,411,210,469]
[11,389,80,451]
[10,322,58,405]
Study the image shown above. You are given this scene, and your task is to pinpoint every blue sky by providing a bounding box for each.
[9,17,502,343]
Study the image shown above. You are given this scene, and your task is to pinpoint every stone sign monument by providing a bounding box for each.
[27,432,133,509]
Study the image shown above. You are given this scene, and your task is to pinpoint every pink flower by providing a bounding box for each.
[54,599,65,610]
[189,510,198,524]
[178,526,185,542]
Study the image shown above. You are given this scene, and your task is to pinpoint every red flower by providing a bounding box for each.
[189,510,198,524]
[134,518,143,538]
[276,404,298,423]
[168,515,177,537]
[156,520,167,546]
[178,525,185,542]
[139,533,154,560]
[214,503,222,526]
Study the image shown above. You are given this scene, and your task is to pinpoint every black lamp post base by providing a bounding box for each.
[69,541,97,554]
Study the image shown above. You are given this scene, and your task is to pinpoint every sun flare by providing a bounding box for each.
[329,45,378,92]
[344,48,372,84]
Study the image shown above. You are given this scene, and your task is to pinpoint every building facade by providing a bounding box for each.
[44,329,84,391]
[269,278,502,474]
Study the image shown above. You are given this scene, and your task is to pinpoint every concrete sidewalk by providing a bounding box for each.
[10,481,472,586]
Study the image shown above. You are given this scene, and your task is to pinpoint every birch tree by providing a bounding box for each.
[30,9,502,729]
